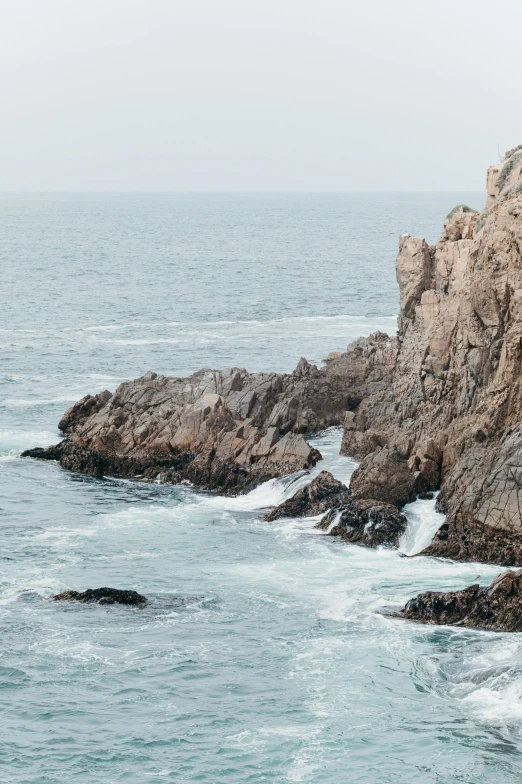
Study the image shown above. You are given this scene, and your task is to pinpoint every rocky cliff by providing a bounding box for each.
[342,145,522,564]
[23,146,522,565]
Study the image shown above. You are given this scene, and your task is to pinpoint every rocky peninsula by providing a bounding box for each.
[23,146,522,569]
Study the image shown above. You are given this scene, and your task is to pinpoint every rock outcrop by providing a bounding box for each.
[317,498,407,548]
[22,145,522,565]
[54,588,147,606]
[395,569,522,632]
[338,146,522,564]
[23,335,397,494]
[264,470,351,521]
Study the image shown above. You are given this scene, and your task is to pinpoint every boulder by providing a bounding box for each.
[264,470,350,521]
[395,569,522,632]
[53,588,148,607]
[349,446,416,508]
[317,498,407,548]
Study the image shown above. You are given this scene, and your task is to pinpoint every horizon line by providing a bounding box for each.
[0,189,485,195]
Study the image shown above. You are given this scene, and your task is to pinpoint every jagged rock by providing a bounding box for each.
[395,569,522,631]
[264,470,351,521]
[349,446,416,507]
[22,334,397,495]
[53,588,148,607]
[58,390,113,432]
[339,146,522,564]
[317,498,407,548]
[419,515,522,566]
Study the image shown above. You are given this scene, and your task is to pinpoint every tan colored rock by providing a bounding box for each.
[396,235,432,319]
[23,336,398,494]
[341,146,522,563]
[486,164,500,208]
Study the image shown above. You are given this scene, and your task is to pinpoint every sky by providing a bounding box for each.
[2,0,522,191]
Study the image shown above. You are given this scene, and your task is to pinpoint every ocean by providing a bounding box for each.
[4,191,522,783]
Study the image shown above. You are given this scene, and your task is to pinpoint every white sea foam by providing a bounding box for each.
[78,314,397,331]
[0,576,64,605]
[0,429,59,453]
[3,396,78,408]
[322,509,342,534]
[98,338,182,346]
[446,639,522,724]
[399,493,446,555]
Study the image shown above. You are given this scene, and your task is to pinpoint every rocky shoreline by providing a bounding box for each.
[23,146,522,628]
[393,569,522,632]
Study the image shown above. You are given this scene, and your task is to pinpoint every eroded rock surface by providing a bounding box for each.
[23,335,397,494]
[338,147,522,564]
[317,498,407,548]
[264,470,351,521]
[395,569,522,631]
[54,588,147,606]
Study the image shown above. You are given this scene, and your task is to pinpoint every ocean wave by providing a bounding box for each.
[0,429,59,453]
[445,638,522,725]
[399,494,446,556]
[96,337,182,346]
[2,396,78,408]
[0,313,397,336]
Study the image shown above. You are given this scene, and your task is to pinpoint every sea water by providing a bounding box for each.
[3,192,522,783]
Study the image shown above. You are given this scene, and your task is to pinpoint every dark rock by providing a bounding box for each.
[53,588,148,607]
[318,497,407,548]
[395,569,522,631]
[21,445,63,461]
[264,470,351,521]
[420,517,522,567]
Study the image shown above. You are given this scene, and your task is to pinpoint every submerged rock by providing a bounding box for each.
[395,569,522,632]
[317,498,407,548]
[264,470,351,521]
[53,588,148,607]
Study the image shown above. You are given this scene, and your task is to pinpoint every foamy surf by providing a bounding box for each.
[399,493,446,555]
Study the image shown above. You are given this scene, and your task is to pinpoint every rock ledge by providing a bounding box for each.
[394,569,522,632]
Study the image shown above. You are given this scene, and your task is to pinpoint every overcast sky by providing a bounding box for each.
[2,0,521,191]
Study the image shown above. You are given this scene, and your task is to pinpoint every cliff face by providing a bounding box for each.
[343,146,522,564]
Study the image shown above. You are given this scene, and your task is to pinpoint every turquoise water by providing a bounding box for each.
[4,192,522,783]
